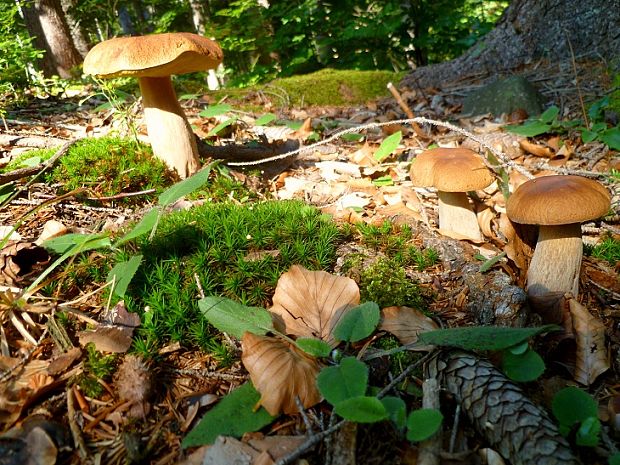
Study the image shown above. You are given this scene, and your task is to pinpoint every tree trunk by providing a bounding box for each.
[21,0,83,78]
[60,0,90,57]
[402,0,620,89]
[188,0,207,35]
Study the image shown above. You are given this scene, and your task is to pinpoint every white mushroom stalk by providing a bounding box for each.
[139,76,200,178]
[437,191,483,242]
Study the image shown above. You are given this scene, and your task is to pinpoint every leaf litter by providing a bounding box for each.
[0,57,618,464]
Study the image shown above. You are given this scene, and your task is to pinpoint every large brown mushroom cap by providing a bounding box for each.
[409,147,494,192]
[507,175,611,225]
[83,32,223,78]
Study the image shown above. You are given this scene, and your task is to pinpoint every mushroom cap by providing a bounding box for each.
[83,32,223,79]
[507,175,611,225]
[409,147,494,192]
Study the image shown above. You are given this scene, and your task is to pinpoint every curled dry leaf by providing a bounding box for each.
[242,332,321,416]
[568,298,609,385]
[270,265,360,347]
[0,242,49,285]
[78,301,141,353]
[379,306,439,350]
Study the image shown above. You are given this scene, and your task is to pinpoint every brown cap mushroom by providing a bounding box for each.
[410,147,494,241]
[83,33,223,178]
[506,175,610,300]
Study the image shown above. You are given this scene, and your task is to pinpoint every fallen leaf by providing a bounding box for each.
[78,301,141,353]
[569,298,609,385]
[270,265,360,346]
[244,250,281,261]
[47,347,82,375]
[242,332,321,415]
[350,142,376,166]
[379,306,438,350]
[0,242,49,285]
[291,117,313,140]
[336,192,371,211]
[35,220,68,245]
[476,205,496,239]
[519,139,554,158]
[114,354,153,419]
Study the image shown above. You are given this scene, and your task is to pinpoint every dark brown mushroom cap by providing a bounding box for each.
[83,32,223,78]
[507,175,611,225]
[409,147,494,192]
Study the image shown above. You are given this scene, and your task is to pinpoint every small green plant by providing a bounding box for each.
[78,343,117,397]
[359,257,426,309]
[552,386,601,447]
[590,236,620,266]
[504,101,620,150]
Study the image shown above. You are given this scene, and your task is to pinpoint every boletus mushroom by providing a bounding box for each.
[409,147,494,241]
[83,33,223,178]
[506,175,610,302]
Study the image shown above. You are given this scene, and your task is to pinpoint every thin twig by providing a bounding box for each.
[171,368,247,381]
[565,35,589,128]
[295,396,315,434]
[85,188,156,202]
[67,385,90,460]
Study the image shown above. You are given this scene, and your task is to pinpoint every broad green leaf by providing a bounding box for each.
[374,131,402,161]
[502,348,545,382]
[182,382,275,447]
[296,337,332,358]
[419,325,560,351]
[588,96,609,121]
[198,296,274,338]
[16,156,41,167]
[283,120,303,130]
[599,127,620,150]
[42,232,111,254]
[114,208,160,246]
[611,453,620,465]
[334,396,388,423]
[332,302,380,343]
[381,396,407,430]
[158,163,215,207]
[581,129,598,143]
[508,340,529,355]
[552,386,598,432]
[179,93,199,100]
[206,117,237,137]
[0,183,15,205]
[406,408,443,442]
[504,120,551,137]
[107,255,143,298]
[254,113,276,126]
[591,122,607,132]
[540,106,560,123]
[341,133,365,142]
[576,416,601,447]
[316,356,368,405]
[199,103,232,118]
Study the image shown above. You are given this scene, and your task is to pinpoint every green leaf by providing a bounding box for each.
[418,325,560,351]
[508,340,529,355]
[576,416,601,447]
[158,163,215,207]
[284,120,303,130]
[334,396,388,423]
[374,131,402,161]
[540,106,560,123]
[504,120,551,137]
[599,127,620,150]
[581,129,598,143]
[199,104,232,118]
[381,396,407,430]
[182,382,275,447]
[107,255,143,298]
[198,296,274,338]
[42,232,111,254]
[114,208,160,247]
[341,133,365,142]
[206,117,237,137]
[406,408,443,442]
[608,452,620,465]
[478,251,506,273]
[552,386,599,431]
[372,175,394,187]
[296,337,332,358]
[590,122,607,132]
[502,348,545,382]
[255,113,276,125]
[316,357,368,405]
[332,302,380,343]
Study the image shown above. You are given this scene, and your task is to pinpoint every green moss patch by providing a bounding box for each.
[124,200,341,354]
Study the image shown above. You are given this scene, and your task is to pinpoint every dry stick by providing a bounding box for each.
[565,35,589,129]
[418,377,441,465]
[85,188,156,202]
[226,117,535,180]
[387,82,427,138]
[67,385,90,460]
[275,353,434,465]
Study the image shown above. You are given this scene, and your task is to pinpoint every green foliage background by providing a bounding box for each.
[1,0,507,91]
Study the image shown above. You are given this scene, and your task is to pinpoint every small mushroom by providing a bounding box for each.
[83,33,223,178]
[506,175,610,301]
[409,147,494,241]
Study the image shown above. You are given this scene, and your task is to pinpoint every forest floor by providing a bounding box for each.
[0,59,619,465]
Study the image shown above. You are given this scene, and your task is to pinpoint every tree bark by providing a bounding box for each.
[60,0,90,57]
[402,0,620,89]
[21,0,83,78]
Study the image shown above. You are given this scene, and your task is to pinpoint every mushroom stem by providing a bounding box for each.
[526,223,582,298]
[138,76,200,178]
[437,191,483,241]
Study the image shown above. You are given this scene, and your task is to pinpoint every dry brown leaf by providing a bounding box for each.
[379,306,438,350]
[242,332,321,415]
[35,220,68,245]
[114,354,153,419]
[78,301,141,353]
[519,139,554,158]
[0,242,49,285]
[244,250,281,261]
[476,205,496,239]
[569,298,609,385]
[291,117,314,140]
[350,142,376,166]
[270,265,359,346]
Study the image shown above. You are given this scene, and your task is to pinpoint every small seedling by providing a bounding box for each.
[552,386,601,447]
